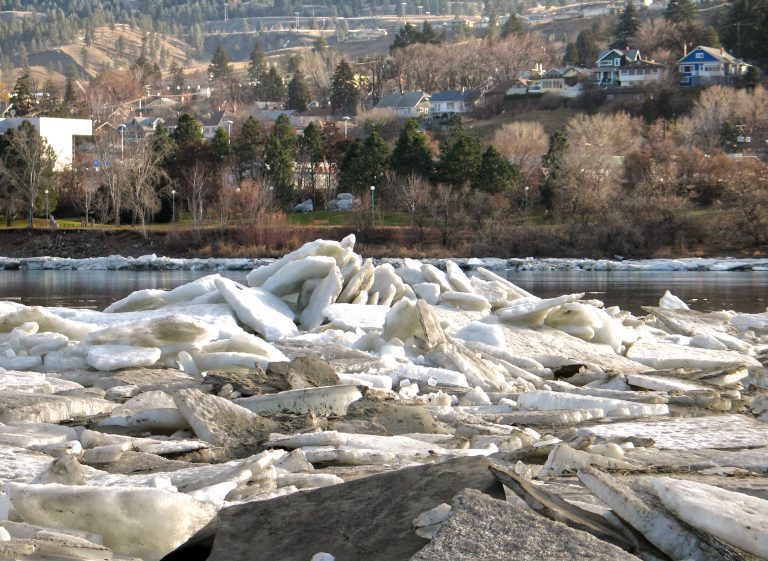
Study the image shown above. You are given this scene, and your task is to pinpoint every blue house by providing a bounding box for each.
[677,46,751,87]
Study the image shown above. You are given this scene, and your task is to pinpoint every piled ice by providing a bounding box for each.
[0,236,767,561]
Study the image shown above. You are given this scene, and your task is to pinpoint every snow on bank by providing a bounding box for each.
[1,254,767,272]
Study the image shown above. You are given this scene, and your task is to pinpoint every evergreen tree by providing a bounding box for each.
[172,114,204,147]
[473,147,520,193]
[233,116,266,179]
[210,127,231,163]
[435,130,482,188]
[612,0,640,48]
[391,119,433,178]
[287,70,311,111]
[485,4,499,41]
[501,13,524,37]
[208,44,233,81]
[258,65,286,101]
[10,71,36,116]
[330,59,358,116]
[665,0,696,23]
[420,21,442,43]
[265,115,297,208]
[338,130,390,194]
[540,130,567,210]
[574,29,600,66]
[63,74,76,110]
[298,121,325,192]
[391,22,422,51]
[248,39,267,84]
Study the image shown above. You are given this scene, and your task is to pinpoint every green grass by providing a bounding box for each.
[286,210,412,227]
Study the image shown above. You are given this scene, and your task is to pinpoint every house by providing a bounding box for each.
[677,46,751,87]
[429,89,482,117]
[141,96,179,116]
[118,116,164,143]
[375,91,431,117]
[533,66,591,97]
[618,60,666,87]
[504,78,531,96]
[0,117,92,170]
[201,110,232,140]
[596,48,641,86]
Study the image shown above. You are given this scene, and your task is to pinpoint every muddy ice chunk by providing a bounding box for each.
[6,483,216,561]
[84,314,216,352]
[0,392,115,424]
[215,277,298,342]
[174,388,276,451]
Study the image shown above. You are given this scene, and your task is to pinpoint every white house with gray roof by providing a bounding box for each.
[375,91,431,117]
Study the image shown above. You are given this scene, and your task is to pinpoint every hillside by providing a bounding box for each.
[20,24,198,86]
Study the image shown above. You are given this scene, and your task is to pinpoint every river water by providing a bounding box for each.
[0,269,766,315]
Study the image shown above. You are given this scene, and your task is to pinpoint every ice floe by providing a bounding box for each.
[0,236,766,561]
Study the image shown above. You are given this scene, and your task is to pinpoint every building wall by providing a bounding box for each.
[0,117,92,170]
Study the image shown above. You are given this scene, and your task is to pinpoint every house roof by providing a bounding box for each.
[597,48,641,62]
[430,89,481,102]
[677,45,749,65]
[255,109,297,121]
[201,110,227,127]
[377,91,430,109]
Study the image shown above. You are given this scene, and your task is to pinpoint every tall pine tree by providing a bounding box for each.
[330,60,358,116]
[612,0,640,49]
[287,70,311,111]
[665,0,696,23]
[391,119,433,178]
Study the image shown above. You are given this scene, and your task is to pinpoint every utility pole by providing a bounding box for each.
[224,2,228,22]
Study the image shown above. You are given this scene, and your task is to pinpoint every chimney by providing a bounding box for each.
[683,43,687,56]
[720,47,724,55]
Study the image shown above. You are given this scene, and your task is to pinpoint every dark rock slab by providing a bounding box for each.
[182,456,503,561]
[410,488,642,561]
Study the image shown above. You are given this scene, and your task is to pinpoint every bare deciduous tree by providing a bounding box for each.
[491,121,548,185]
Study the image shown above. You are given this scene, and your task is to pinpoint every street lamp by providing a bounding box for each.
[171,189,176,224]
[44,189,49,220]
[342,116,350,139]
[524,185,529,214]
[370,185,375,224]
[225,119,234,144]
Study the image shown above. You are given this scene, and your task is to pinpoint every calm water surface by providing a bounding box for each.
[0,269,766,315]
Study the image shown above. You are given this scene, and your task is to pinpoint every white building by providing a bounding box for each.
[0,117,93,170]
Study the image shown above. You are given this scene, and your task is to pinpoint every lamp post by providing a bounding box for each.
[171,189,176,224]
[225,119,234,144]
[370,185,375,225]
[524,185,529,214]
[44,189,49,220]
[342,116,350,139]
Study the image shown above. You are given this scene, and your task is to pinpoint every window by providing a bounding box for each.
[695,52,703,59]
[682,65,693,73]
[614,58,620,66]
